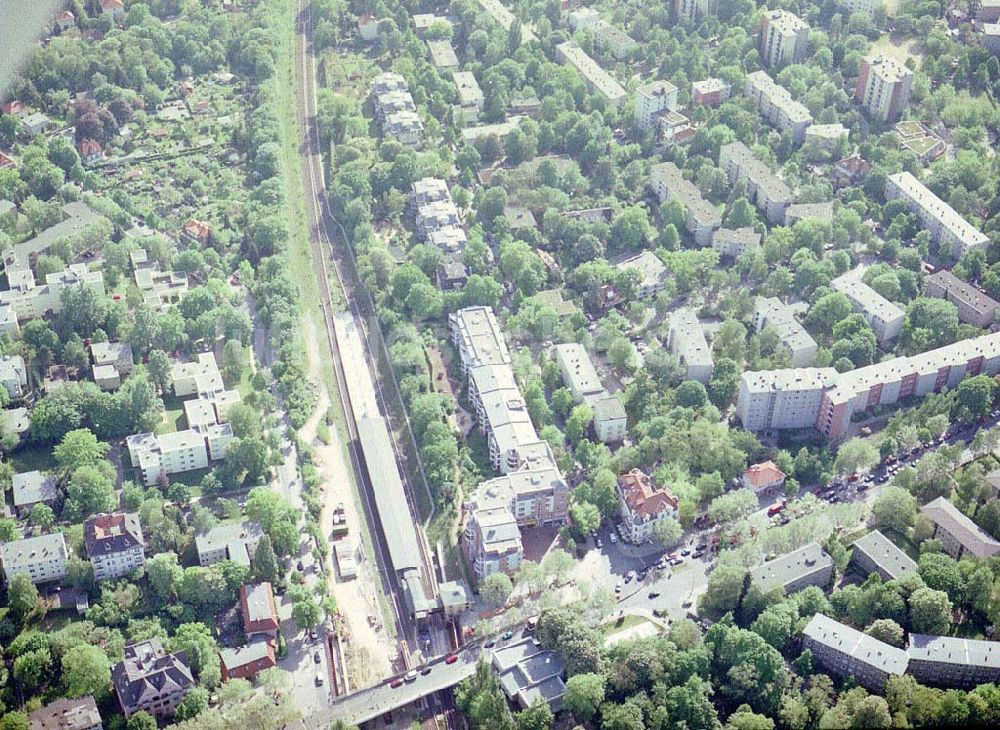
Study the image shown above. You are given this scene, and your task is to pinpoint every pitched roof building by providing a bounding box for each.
[749,542,833,594]
[907,634,1000,688]
[617,469,678,544]
[803,613,909,691]
[84,512,145,582]
[850,529,916,582]
[240,582,279,639]
[112,639,194,719]
[924,270,999,328]
[28,696,102,730]
[12,470,59,518]
[921,497,1000,559]
[1,532,67,585]
[742,461,786,493]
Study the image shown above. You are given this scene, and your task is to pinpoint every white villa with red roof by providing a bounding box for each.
[617,469,678,544]
[742,460,787,493]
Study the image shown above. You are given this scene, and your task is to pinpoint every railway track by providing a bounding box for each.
[293,0,440,659]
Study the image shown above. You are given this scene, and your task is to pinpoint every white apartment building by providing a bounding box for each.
[754,297,818,367]
[924,270,999,328]
[473,0,536,43]
[195,521,264,567]
[650,162,721,246]
[450,306,511,372]
[469,363,552,473]
[673,0,717,21]
[170,352,223,397]
[0,354,27,399]
[617,469,678,544]
[592,394,627,443]
[0,263,105,324]
[84,512,146,582]
[453,71,484,124]
[1,532,67,585]
[759,9,809,69]
[737,368,838,432]
[744,70,813,145]
[786,202,834,226]
[634,81,678,132]
[886,172,989,258]
[667,308,714,384]
[805,123,850,151]
[555,42,627,107]
[615,250,668,299]
[855,55,912,122]
[551,343,626,443]
[127,423,233,486]
[713,227,762,259]
[719,141,793,225]
[836,0,883,19]
[831,270,905,344]
[737,331,1000,440]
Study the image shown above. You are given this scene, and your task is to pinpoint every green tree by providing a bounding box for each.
[64,464,116,519]
[871,486,917,534]
[565,404,594,445]
[172,622,222,689]
[62,644,112,698]
[54,428,109,476]
[563,673,605,721]
[146,552,182,599]
[253,534,280,585]
[909,586,952,634]
[653,516,683,547]
[176,686,211,721]
[676,380,708,409]
[479,572,513,608]
[954,375,996,422]
[515,700,552,730]
[865,618,904,647]
[9,572,39,621]
[127,711,158,730]
[833,438,880,476]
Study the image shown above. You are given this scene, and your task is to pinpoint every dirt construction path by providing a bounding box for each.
[301,314,394,687]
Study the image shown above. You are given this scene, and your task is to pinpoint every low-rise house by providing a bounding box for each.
[1,532,67,585]
[22,112,51,138]
[220,638,276,681]
[552,343,605,403]
[196,521,264,567]
[112,639,194,720]
[832,155,870,189]
[91,341,134,376]
[357,13,379,42]
[3,406,30,435]
[802,613,909,691]
[78,139,104,165]
[93,364,121,391]
[0,354,27,398]
[850,529,916,582]
[921,497,1000,559]
[592,394,627,443]
[749,542,833,594]
[12,470,59,518]
[615,251,666,299]
[505,206,537,231]
[240,582,279,639]
[99,0,125,20]
[924,270,999,328]
[413,13,452,36]
[180,218,212,245]
[461,117,524,146]
[453,71,484,123]
[742,461,786,493]
[617,469,678,544]
[804,123,849,152]
[0,151,15,170]
[28,696,102,730]
[907,634,1000,688]
[555,42,626,108]
[667,308,714,384]
[831,270,905,344]
[712,227,762,259]
[492,638,567,711]
[84,513,145,582]
[656,109,694,147]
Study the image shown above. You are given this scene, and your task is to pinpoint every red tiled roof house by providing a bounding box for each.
[616,469,678,544]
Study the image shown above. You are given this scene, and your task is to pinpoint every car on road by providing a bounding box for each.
[670,557,684,566]
[609,533,618,544]
[681,549,690,556]
[421,666,432,676]
[501,630,513,641]
[313,651,321,663]
[405,670,418,682]
[615,582,622,594]
[445,654,458,664]
[596,538,603,548]
[653,608,667,617]
[637,569,647,581]
[390,678,404,688]
[308,630,318,641]
[315,673,324,686]
[484,640,495,648]
[297,561,304,571]
[625,571,635,583]
[648,591,661,599]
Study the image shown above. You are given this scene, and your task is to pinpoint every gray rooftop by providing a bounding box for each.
[851,529,916,581]
[804,613,910,675]
[907,634,1000,669]
[921,497,1000,559]
[749,542,833,593]
[12,470,59,509]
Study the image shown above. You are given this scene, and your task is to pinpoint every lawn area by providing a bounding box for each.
[599,613,648,638]
[882,527,921,561]
[156,395,187,435]
[9,443,57,473]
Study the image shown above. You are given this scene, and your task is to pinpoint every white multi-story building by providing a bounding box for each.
[673,0,717,21]
[634,81,678,132]
[737,368,838,432]
[127,422,233,487]
[855,55,912,122]
[0,354,26,399]
[426,40,459,72]
[1,533,67,585]
[555,42,627,107]
[759,9,809,69]
[924,270,999,328]
[886,172,989,258]
[831,270,905,344]
[805,123,850,152]
[84,512,145,582]
[744,70,813,144]
[551,343,626,443]
[719,141,793,225]
[737,331,1000,440]
[754,297,818,367]
[836,0,883,19]
[0,263,105,324]
[667,308,714,384]
[712,227,762,259]
[615,251,667,299]
[650,162,721,246]
[195,521,264,567]
[450,306,511,372]
[453,71,484,124]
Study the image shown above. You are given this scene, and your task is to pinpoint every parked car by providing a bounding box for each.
[421,666,432,676]
[313,652,321,663]
[445,654,458,665]
[609,533,618,544]
[501,630,513,641]
[405,670,418,682]
[390,678,404,688]
[648,591,661,599]
[315,674,324,686]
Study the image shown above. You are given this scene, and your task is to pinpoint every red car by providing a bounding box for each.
[445,654,459,665]
[767,500,787,517]
[390,678,404,688]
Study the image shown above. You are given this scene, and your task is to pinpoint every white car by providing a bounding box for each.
[609,533,618,544]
